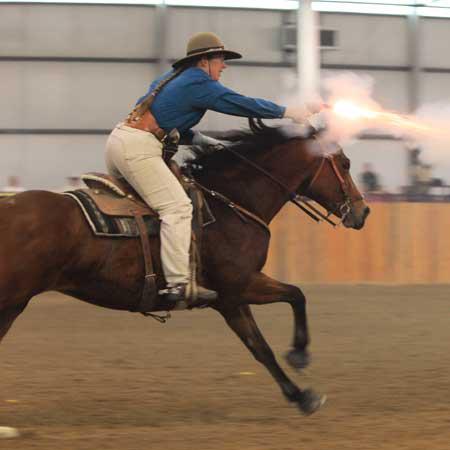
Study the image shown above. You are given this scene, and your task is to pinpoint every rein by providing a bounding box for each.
[193,180,271,235]
[222,144,333,225]
[224,140,344,227]
[221,139,348,227]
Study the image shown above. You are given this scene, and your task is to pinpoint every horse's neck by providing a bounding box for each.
[207,141,313,224]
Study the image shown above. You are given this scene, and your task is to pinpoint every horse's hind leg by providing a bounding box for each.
[217,303,324,415]
[0,302,29,344]
[238,272,311,370]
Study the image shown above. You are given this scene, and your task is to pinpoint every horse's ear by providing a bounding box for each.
[248,118,274,134]
[256,119,271,131]
[248,118,260,134]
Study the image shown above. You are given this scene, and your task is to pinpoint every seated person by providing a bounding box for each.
[105,31,323,304]
[359,163,380,194]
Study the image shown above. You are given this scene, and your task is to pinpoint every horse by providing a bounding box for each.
[0,124,369,415]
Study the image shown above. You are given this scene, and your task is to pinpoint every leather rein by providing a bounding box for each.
[215,119,361,228]
[193,180,271,235]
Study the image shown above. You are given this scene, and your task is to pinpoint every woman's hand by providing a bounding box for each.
[284,101,326,123]
[192,131,224,148]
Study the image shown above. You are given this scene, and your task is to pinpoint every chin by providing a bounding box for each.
[349,221,365,230]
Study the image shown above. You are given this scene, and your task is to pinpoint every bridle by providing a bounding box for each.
[221,121,362,227]
[303,153,363,225]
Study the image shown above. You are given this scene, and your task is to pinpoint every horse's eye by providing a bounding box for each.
[343,160,350,170]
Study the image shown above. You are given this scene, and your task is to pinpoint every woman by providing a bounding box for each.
[105,32,320,305]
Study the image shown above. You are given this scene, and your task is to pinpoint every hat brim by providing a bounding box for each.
[172,49,242,69]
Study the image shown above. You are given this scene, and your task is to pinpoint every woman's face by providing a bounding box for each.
[198,54,227,81]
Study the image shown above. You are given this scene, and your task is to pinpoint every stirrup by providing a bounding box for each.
[160,283,217,307]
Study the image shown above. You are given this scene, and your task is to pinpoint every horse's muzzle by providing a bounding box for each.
[343,204,370,230]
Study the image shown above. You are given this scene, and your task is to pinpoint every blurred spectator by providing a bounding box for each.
[416,163,433,195]
[57,174,83,192]
[406,142,423,190]
[1,175,26,193]
[404,141,443,196]
[359,163,381,194]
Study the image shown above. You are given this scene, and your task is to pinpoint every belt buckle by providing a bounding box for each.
[164,128,180,146]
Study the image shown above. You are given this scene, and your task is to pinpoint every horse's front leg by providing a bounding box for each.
[217,303,325,415]
[239,272,311,370]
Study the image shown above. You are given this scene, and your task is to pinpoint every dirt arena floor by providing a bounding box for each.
[0,285,448,450]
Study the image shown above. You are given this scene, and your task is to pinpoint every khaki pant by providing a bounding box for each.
[105,124,192,285]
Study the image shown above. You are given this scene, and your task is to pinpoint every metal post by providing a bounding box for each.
[407,3,420,113]
[155,0,169,73]
[297,0,320,101]
[406,3,421,191]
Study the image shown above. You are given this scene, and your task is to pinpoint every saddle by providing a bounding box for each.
[64,170,214,314]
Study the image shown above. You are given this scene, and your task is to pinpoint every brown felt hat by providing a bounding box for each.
[172,32,242,69]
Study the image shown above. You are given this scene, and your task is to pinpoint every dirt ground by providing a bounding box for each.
[0,285,448,450]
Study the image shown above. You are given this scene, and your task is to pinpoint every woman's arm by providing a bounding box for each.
[195,82,323,123]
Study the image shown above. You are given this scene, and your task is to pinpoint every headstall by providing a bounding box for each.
[220,118,363,227]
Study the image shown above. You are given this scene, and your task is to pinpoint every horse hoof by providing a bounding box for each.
[285,349,311,370]
[298,389,327,415]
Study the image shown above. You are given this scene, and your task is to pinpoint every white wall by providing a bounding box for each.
[0,134,106,191]
[420,72,450,104]
[2,5,450,190]
[421,18,450,69]
[0,61,157,130]
[345,139,408,194]
[166,8,283,63]
[320,13,409,67]
[0,4,157,57]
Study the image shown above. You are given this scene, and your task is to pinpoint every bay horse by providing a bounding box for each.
[0,124,369,415]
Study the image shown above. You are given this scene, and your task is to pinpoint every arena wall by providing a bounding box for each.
[265,202,450,284]
[3,4,450,191]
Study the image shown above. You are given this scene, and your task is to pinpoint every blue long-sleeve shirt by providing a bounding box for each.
[136,67,286,141]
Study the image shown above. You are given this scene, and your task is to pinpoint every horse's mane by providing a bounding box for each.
[192,125,317,173]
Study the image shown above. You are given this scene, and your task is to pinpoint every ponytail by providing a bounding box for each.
[127,66,185,123]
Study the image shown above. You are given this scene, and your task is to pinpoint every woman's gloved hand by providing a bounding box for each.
[172,132,229,168]
[284,101,326,123]
[171,146,197,168]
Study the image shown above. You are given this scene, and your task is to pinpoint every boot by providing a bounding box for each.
[165,283,218,307]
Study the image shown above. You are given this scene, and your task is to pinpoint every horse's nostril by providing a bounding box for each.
[364,206,370,218]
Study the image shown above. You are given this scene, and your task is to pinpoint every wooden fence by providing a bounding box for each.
[264,202,450,284]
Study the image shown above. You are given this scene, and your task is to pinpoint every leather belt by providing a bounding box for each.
[125,110,167,142]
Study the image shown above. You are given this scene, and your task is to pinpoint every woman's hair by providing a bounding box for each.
[128,51,225,120]
[129,66,185,119]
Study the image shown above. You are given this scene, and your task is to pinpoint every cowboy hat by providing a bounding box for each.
[172,32,242,69]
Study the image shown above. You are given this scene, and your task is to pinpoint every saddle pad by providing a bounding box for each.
[64,190,160,238]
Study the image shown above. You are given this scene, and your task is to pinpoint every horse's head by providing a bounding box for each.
[193,124,369,229]
[301,141,370,230]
